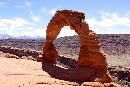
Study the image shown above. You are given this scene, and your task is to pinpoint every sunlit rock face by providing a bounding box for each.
[41,10,112,83]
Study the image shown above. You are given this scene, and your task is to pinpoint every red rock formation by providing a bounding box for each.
[5,54,19,59]
[40,10,112,83]
[0,46,40,58]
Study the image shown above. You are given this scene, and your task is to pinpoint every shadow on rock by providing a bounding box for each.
[41,61,109,84]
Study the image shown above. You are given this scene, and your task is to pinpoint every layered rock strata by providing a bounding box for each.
[40,10,112,83]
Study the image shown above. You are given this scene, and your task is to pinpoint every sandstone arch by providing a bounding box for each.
[38,10,112,82]
[42,10,107,69]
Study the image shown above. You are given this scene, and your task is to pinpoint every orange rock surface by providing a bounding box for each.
[39,10,112,83]
[0,54,121,87]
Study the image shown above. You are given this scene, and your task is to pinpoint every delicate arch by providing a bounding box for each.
[41,10,108,70]
[36,10,112,83]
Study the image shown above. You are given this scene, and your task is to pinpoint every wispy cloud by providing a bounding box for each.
[0,17,31,28]
[41,7,56,16]
[25,2,32,7]
[41,7,49,15]
[30,11,40,22]
[32,16,40,22]
[49,8,56,15]
[41,5,62,15]
[49,5,62,15]
[0,2,6,5]
[15,1,32,9]
[25,1,33,9]
[15,5,23,8]
[0,2,7,7]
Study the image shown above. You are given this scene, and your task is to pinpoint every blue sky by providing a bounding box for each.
[0,0,130,37]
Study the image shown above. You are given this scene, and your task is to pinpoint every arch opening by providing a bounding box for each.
[56,26,78,38]
[54,26,80,68]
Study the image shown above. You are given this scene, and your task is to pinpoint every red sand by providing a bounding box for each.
[0,51,120,87]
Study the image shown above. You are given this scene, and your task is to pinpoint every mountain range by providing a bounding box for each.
[0,34,45,40]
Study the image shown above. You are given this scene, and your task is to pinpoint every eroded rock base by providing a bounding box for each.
[42,60,112,83]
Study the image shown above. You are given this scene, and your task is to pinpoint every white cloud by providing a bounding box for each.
[34,28,46,37]
[0,17,33,35]
[87,12,130,33]
[41,7,56,15]
[49,8,56,15]
[88,12,130,27]
[0,2,7,7]
[100,12,130,26]
[15,5,23,8]
[32,16,40,22]
[25,2,32,7]
[0,2,6,5]
[0,22,8,30]
[30,11,40,22]
[41,5,62,15]
[16,1,32,8]
[1,17,31,29]
[41,7,57,16]
[0,17,45,37]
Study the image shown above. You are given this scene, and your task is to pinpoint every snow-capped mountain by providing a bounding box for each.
[0,34,45,40]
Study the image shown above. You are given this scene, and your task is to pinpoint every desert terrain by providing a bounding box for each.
[1,34,130,66]
[0,51,84,87]
[0,34,130,87]
[0,51,121,87]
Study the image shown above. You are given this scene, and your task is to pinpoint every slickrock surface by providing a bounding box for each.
[0,55,78,87]
[0,52,121,87]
